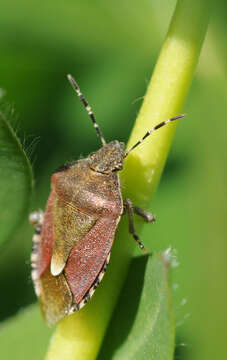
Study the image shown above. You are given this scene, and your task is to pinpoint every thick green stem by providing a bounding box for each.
[123,0,210,204]
[46,1,210,359]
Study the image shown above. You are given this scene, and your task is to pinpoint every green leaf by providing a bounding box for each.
[98,253,174,360]
[0,254,173,360]
[0,304,53,360]
[0,106,33,247]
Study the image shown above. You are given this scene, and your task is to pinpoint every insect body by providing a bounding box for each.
[30,75,184,326]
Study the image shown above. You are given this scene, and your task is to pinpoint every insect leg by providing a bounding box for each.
[124,199,146,253]
[133,205,156,223]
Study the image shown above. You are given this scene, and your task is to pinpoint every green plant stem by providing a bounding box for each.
[46,1,210,359]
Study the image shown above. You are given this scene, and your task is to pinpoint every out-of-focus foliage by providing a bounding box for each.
[0,305,53,360]
[0,255,174,360]
[0,1,226,360]
[0,106,33,247]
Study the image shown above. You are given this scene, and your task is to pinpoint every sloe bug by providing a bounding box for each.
[30,74,184,326]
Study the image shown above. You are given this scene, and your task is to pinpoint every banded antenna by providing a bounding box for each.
[124,114,185,158]
[67,74,106,146]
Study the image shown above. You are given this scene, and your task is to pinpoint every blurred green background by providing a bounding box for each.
[0,1,226,359]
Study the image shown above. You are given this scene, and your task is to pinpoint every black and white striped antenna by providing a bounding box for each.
[124,114,185,158]
[67,74,106,146]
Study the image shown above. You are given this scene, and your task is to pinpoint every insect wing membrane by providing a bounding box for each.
[39,268,72,326]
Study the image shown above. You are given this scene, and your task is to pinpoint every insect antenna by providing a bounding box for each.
[124,114,185,158]
[67,74,106,146]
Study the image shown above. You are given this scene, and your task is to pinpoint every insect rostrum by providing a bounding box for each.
[30,74,184,326]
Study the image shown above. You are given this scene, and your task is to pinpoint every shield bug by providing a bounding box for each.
[30,74,184,326]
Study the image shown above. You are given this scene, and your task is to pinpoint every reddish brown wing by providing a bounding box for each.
[35,211,120,326]
[36,189,55,278]
[65,215,120,305]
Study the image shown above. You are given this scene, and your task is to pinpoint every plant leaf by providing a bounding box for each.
[0,106,33,247]
[98,253,174,360]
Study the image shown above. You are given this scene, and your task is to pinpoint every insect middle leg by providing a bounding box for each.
[124,199,155,252]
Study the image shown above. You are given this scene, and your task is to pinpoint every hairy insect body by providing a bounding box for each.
[30,74,184,326]
[32,142,124,325]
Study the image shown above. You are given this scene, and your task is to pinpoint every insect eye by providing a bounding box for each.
[54,161,76,174]
[113,164,123,172]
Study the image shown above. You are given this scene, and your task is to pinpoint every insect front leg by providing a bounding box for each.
[132,205,156,223]
[123,199,145,252]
